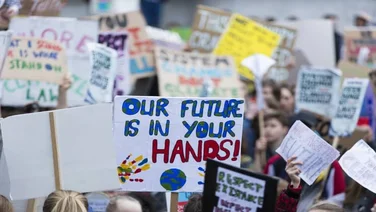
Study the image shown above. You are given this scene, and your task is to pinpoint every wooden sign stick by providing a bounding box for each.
[26,198,37,212]
[49,112,62,190]
[170,192,178,212]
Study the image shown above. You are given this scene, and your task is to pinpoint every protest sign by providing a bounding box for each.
[0,31,12,74]
[276,121,340,185]
[155,47,242,98]
[0,104,119,200]
[98,32,130,96]
[344,27,376,66]
[86,192,110,212]
[330,78,369,137]
[146,26,185,51]
[339,140,376,194]
[213,14,280,80]
[113,96,245,192]
[295,66,342,118]
[277,20,336,68]
[1,37,68,84]
[188,5,231,53]
[85,43,117,104]
[1,17,98,107]
[202,159,278,212]
[86,11,155,78]
[263,23,297,82]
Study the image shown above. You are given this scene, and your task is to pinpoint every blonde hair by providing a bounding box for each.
[0,195,13,212]
[43,190,88,212]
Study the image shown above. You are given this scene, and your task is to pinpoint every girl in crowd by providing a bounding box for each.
[43,190,88,212]
[279,83,295,116]
[275,157,344,212]
[0,195,13,212]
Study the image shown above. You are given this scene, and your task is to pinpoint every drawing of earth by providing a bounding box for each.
[160,168,187,191]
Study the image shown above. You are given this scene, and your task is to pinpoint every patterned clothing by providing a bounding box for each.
[275,185,302,212]
[5,0,21,8]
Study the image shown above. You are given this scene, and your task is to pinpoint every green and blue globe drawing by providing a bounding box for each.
[160,168,187,191]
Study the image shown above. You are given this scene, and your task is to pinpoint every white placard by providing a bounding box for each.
[0,31,12,75]
[113,96,245,192]
[276,121,340,185]
[0,104,119,200]
[339,140,376,194]
[85,43,117,104]
[86,192,110,212]
[295,66,342,118]
[330,78,369,137]
[2,17,98,107]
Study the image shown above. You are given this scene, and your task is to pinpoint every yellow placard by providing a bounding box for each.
[213,14,281,80]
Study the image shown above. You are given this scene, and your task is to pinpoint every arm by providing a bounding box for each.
[252,138,267,173]
[56,74,71,109]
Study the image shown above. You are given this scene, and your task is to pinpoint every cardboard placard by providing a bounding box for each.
[295,66,342,118]
[213,14,280,80]
[1,37,68,84]
[1,17,98,107]
[0,104,120,200]
[344,27,376,66]
[113,96,245,192]
[263,23,297,82]
[155,47,243,98]
[0,31,12,75]
[146,26,185,51]
[85,42,117,104]
[202,159,278,212]
[98,32,130,96]
[85,11,155,79]
[188,5,231,53]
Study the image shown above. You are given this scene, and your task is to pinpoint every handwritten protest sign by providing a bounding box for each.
[0,31,12,74]
[344,27,376,66]
[330,78,369,137]
[263,23,297,82]
[1,17,98,107]
[98,32,130,96]
[86,11,155,78]
[155,47,242,98]
[295,66,342,118]
[339,140,376,193]
[146,26,185,50]
[276,121,340,185]
[114,96,244,192]
[202,159,278,211]
[188,5,231,53]
[0,104,119,200]
[213,14,280,80]
[85,43,117,104]
[1,37,67,84]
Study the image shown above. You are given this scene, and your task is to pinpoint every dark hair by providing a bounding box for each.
[184,194,202,212]
[278,83,295,101]
[310,201,344,212]
[264,111,289,127]
[262,78,281,101]
[128,192,156,212]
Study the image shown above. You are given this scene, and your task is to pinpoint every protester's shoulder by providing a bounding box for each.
[267,154,283,165]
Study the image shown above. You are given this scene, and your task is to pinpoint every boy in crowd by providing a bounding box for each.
[253,111,289,172]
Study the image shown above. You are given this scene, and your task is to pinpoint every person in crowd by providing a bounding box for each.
[354,11,372,27]
[279,83,295,116]
[0,195,13,212]
[1,0,21,20]
[141,0,168,27]
[344,180,376,211]
[323,14,343,65]
[106,195,143,212]
[184,193,202,212]
[43,190,88,212]
[262,78,280,104]
[275,157,344,212]
[128,192,157,212]
[253,111,289,172]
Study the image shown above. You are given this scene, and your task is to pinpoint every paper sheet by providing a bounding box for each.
[339,140,376,194]
[276,121,340,185]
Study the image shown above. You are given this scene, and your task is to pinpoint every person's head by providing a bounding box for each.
[262,78,280,103]
[184,193,202,212]
[264,111,289,143]
[279,83,295,114]
[43,190,88,212]
[354,12,371,26]
[128,192,156,212]
[106,195,142,212]
[0,195,13,212]
[309,201,344,212]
